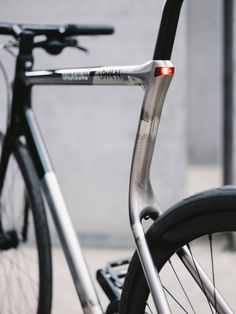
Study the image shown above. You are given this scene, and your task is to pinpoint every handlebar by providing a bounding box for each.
[0,22,114,39]
[0,0,184,61]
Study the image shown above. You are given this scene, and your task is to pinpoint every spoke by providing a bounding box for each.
[209,234,217,313]
[16,251,24,313]
[168,259,196,313]
[19,247,39,294]
[16,257,34,313]
[16,249,36,313]
[6,162,18,215]
[145,264,191,314]
[17,248,38,298]
[146,302,154,314]
[0,252,11,312]
[20,246,38,264]
[163,285,189,313]
[9,253,20,314]
[1,162,23,231]
[187,244,214,314]
[8,257,14,314]
[2,252,38,285]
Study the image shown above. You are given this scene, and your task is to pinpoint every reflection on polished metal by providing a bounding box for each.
[129,60,174,314]
[42,172,103,314]
[24,61,153,86]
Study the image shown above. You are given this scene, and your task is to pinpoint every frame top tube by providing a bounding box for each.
[153,0,184,60]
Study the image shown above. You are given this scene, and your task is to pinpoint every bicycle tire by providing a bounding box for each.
[0,136,52,314]
[120,187,236,313]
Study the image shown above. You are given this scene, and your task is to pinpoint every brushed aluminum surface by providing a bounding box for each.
[129,60,174,313]
[42,172,103,314]
[24,61,153,86]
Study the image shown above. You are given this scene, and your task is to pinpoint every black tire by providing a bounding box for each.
[120,187,236,313]
[0,137,52,314]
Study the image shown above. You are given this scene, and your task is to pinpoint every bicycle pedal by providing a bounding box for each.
[96,258,130,301]
[105,299,119,314]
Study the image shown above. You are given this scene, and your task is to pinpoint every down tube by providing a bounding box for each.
[22,107,104,314]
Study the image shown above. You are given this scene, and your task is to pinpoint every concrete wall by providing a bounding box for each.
[0,0,187,246]
[188,0,222,164]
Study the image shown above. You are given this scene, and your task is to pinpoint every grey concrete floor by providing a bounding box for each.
[51,164,227,313]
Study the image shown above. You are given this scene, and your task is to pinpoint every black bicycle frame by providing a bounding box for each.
[154,0,183,59]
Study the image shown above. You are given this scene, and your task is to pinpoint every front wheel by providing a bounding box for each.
[0,135,52,313]
[120,187,236,313]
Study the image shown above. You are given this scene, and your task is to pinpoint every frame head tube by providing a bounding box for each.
[153,0,184,60]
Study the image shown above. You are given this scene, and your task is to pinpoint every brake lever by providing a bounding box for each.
[76,45,89,53]
[33,36,88,55]
[64,36,89,53]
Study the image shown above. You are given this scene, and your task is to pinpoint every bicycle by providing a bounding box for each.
[0,0,236,313]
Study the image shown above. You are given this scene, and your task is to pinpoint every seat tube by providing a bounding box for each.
[129,60,174,314]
